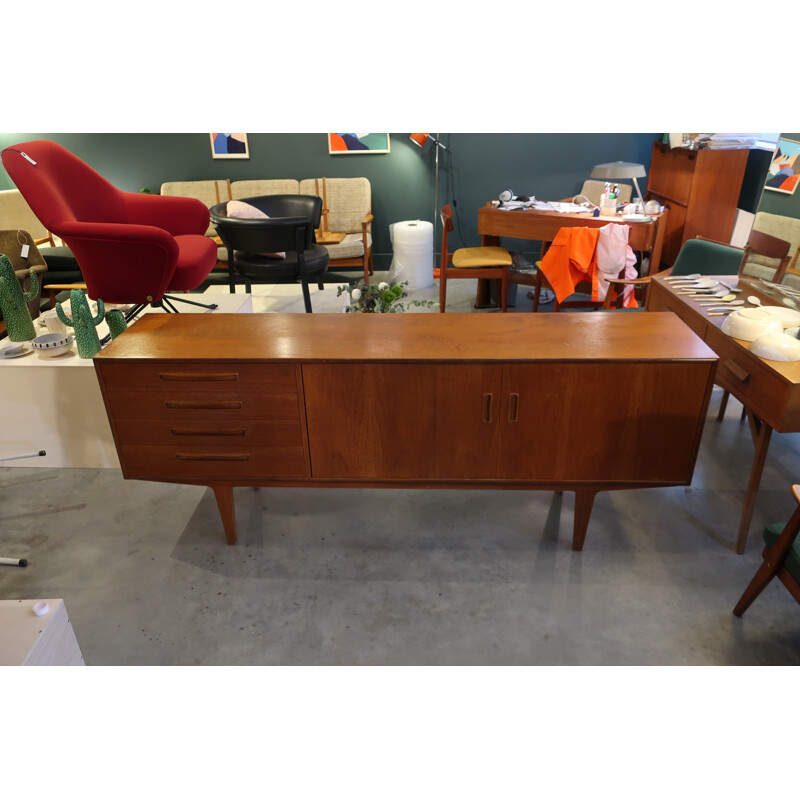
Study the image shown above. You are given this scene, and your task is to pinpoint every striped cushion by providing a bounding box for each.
[452,246,512,268]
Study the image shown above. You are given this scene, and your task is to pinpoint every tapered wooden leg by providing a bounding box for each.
[439,270,447,312]
[572,490,598,551]
[736,411,773,554]
[717,389,730,421]
[733,552,777,616]
[212,484,238,545]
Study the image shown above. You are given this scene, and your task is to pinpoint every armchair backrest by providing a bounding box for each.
[1,140,127,233]
[299,178,370,233]
[672,238,745,277]
[0,189,52,241]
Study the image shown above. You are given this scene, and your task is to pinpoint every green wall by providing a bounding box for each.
[752,133,800,219]
[0,132,660,268]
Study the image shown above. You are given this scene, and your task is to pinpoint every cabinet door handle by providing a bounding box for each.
[165,400,243,410]
[175,453,250,461]
[170,428,246,437]
[482,393,493,423]
[159,372,239,382]
[508,393,520,423]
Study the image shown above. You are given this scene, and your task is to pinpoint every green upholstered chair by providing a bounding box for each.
[733,484,800,616]
[601,235,746,310]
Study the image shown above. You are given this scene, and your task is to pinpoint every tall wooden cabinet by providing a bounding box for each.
[93,313,717,551]
[646,141,749,265]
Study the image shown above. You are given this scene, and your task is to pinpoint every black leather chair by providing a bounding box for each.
[209,195,329,313]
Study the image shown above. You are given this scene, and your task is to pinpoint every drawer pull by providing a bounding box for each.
[169,428,246,437]
[508,393,520,423]
[482,393,493,424]
[175,453,250,461]
[165,400,243,410]
[159,372,238,382]
[726,361,751,383]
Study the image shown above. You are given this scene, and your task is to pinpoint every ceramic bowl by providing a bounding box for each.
[759,305,800,329]
[721,307,783,342]
[750,331,800,362]
[31,332,75,357]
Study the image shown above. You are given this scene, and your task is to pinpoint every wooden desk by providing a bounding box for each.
[647,275,800,553]
[476,205,668,307]
[94,312,716,551]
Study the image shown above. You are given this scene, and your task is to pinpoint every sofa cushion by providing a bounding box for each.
[322,232,371,260]
[299,178,370,233]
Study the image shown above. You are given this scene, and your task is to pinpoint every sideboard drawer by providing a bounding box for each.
[102,390,301,421]
[118,444,308,481]
[97,361,297,391]
[113,418,304,448]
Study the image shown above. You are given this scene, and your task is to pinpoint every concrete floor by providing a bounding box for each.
[2,274,800,665]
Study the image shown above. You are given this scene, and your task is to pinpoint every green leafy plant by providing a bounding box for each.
[337,280,438,313]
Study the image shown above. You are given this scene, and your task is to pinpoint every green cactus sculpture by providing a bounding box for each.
[57,289,105,358]
[105,308,128,340]
[0,253,38,342]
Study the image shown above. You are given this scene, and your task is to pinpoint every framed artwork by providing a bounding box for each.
[210,133,249,159]
[765,137,800,195]
[328,133,390,154]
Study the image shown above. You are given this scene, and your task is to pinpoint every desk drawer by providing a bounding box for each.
[703,324,789,428]
[97,361,298,392]
[119,444,308,481]
[103,390,301,421]
[113,418,304,447]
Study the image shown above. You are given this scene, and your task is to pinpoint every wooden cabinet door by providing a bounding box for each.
[303,363,502,479]
[496,362,710,483]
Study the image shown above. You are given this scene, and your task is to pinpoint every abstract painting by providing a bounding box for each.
[765,137,800,195]
[328,133,390,154]
[210,133,249,159]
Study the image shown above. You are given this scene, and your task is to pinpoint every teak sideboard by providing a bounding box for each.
[93,313,718,550]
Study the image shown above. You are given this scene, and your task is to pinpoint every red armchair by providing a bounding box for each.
[1,140,218,316]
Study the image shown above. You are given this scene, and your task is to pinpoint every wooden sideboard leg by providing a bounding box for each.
[212,484,238,545]
[572,490,598,551]
[736,411,773,554]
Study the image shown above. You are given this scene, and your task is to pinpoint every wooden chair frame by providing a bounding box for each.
[440,204,509,312]
[733,484,800,616]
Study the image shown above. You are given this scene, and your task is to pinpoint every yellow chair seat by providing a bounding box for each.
[452,246,512,268]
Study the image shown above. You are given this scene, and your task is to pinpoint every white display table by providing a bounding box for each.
[0,599,85,666]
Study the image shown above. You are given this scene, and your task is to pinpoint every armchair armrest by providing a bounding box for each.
[122,191,210,237]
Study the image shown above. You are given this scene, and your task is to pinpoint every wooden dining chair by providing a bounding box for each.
[439,204,511,312]
[733,484,800,616]
[741,229,792,283]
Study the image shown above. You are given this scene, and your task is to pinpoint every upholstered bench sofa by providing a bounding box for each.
[161,177,374,282]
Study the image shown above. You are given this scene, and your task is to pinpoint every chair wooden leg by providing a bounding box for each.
[500,271,508,313]
[532,273,541,312]
[717,389,730,421]
[439,270,447,312]
[733,552,778,616]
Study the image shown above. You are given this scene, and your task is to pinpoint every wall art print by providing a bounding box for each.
[210,133,250,159]
[328,133,390,154]
[765,137,800,195]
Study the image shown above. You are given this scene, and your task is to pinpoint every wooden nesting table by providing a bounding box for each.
[93,312,717,550]
[647,275,800,552]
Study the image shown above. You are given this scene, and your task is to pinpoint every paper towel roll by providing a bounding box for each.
[388,220,434,289]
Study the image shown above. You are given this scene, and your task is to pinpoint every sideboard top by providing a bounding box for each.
[93,312,718,364]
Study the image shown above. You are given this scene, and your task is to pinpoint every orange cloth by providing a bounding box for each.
[540,225,638,308]
[539,227,599,303]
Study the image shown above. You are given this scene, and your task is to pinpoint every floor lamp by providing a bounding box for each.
[411,133,448,271]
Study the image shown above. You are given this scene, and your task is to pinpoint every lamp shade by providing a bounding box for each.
[410,133,429,148]
[591,161,646,180]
